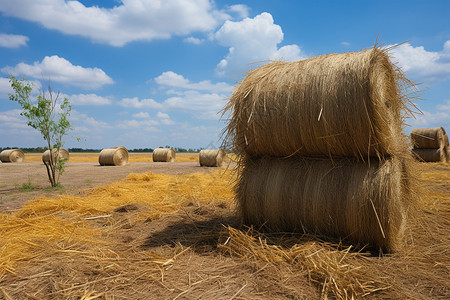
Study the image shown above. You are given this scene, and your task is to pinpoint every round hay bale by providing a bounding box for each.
[237,156,412,252]
[98,147,128,166]
[0,149,25,163]
[410,127,446,149]
[224,48,409,159]
[412,148,446,163]
[152,148,176,162]
[199,149,225,167]
[42,149,70,163]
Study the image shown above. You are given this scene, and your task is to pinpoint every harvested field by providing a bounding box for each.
[0,160,448,299]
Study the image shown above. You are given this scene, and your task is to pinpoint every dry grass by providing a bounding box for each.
[0,162,448,299]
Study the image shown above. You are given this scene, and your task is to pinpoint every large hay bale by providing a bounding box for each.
[0,149,25,163]
[410,127,446,149]
[224,48,408,159]
[42,149,70,163]
[153,148,176,162]
[199,149,225,167]
[412,148,446,162]
[98,147,128,166]
[237,156,411,251]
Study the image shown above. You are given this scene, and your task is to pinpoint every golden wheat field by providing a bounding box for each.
[0,159,449,299]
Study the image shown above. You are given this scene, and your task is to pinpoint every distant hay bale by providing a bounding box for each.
[237,156,411,252]
[199,149,225,167]
[42,149,70,163]
[0,149,25,163]
[223,48,408,159]
[98,147,128,166]
[410,127,446,149]
[412,148,446,162]
[152,148,176,162]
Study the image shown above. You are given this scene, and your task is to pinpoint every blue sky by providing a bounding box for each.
[1,0,449,149]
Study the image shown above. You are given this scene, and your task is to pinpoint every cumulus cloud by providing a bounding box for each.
[1,56,113,89]
[390,41,450,83]
[0,33,29,48]
[117,119,159,131]
[0,0,239,47]
[226,4,249,19]
[70,93,112,105]
[183,37,204,44]
[119,97,163,109]
[156,111,174,125]
[0,76,42,99]
[155,71,232,93]
[154,71,231,119]
[214,12,306,77]
[163,90,225,119]
[70,110,110,128]
[132,112,150,118]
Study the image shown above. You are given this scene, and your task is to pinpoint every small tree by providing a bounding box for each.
[9,76,72,187]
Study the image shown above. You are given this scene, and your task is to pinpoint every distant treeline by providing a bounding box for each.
[0,146,202,153]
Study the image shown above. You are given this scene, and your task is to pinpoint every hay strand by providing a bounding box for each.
[152,148,176,162]
[199,149,225,167]
[0,149,25,163]
[98,147,128,166]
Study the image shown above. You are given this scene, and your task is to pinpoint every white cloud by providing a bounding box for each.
[70,93,112,105]
[156,111,174,125]
[389,41,450,83]
[133,112,150,118]
[226,4,249,19]
[0,33,29,48]
[0,0,235,47]
[183,37,204,44]
[155,71,232,93]
[1,56,113,89]
[154,71,231,119]
[163,90,226,119]
[0,77,12,98]
[70,110,110,128]
[119,97,163,109]
[214,12,306,77]
[117,119,159,130]
[341,41,350,46]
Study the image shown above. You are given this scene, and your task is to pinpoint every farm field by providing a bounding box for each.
[0,159,449,299]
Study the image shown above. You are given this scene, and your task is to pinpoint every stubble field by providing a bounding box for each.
[0,153,448,299]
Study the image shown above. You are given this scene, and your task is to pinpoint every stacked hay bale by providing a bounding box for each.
[153,148,176,162]
[99,147,128,166]
[42,149,70,163]
[223,48,416,252]
[411,127,449,162]
[0,149,25,163]
[199,149,225,167]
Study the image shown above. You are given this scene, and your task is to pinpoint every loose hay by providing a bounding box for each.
[199,149,226,167]
[0,149,24,163]
[223,48,413,160]
[42,149,70,163]
[237,156,414,252]
[98,147,129,166]
[152,148,176,162]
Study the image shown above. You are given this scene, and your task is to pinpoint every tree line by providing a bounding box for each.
[0,146,202,153]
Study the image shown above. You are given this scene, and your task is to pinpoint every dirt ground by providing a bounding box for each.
[0,153,215,212]
[0,156,449,299]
